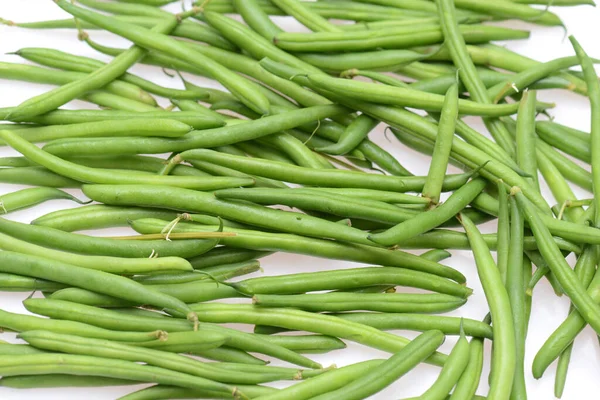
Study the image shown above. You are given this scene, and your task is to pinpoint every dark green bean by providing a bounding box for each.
[120,384,277,400]
[460,213,515,399]
[369,178,487,246]
[0,216,215,258]
[0,187,85,214]
[0,308,163,342]
[253,292,467,313]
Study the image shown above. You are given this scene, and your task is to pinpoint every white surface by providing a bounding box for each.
[1,1,600,399]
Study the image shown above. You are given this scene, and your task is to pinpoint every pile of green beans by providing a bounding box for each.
[0,0,598,399]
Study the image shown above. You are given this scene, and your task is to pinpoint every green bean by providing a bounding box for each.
[516,90,540,191]
[537,124,589,164]
[334,313,492,339]
[32,205,179,232]
[56,0,269,115]
[0,374,137,388]
[307,74,526,117]
[0,353,240,397]
[120,384,277,400]
[403,331,469,400]
[232,267,471,298]
[570,36,600,227]
[273,25,530,52]
[310,330,445,400]
[0,272,64,292]
[0,118,197,144]
[189,303,447,365]
[369,178,487,246]
[134,260,261,284]
[449,336,485,400]
[496,184,510,286]
[141,329,321,369]
[0,129,252,190]
[174,149,471,192]
[253,292,466,313]
[507,195,527,400]
[234,0,282,40]
[82,91,159,112]
[309,114,375,156]
[13,46,214,99]
[0,61,156,106]
[536,137,592,192]
[271,0,342,32]
[0,343,45,355]
[19,330,277,386]
[460,213,515,400]
[423,83,458,205]
[0,166,80,187]
[449,0,563,25]
[302,187,429,204]
[0,187,85,214]
[0,216,216,258]
[23,298,321,369]
[0,108,229,130]
[8,252,198,325]
[215,187,420,226]
[190,247,272,269]
[257,335,346,354]
[0,308,163,342]
[194,347,267,365]
[6,15,180,121]
[338,16,441,31]
[437,0,516,156]
[188,159,289,189]
[298,50,427,73]
[254,360,381,400]
[515,188,600,335]
[49,280,240,307]
[40,105,347,156]
[0,230,193,275]
[9,16,237,51]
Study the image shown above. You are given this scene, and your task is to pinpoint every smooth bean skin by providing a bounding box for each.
[232,267,471,298]
[0,187,86,214]
[214,187,420,226]
[306,74,524,117]
[403,333,470,400]
[0,129,254,191]
[49,282,240,307]
[32,205,180,232]
[134,260,261,284]
[0,217,214,258]
[0,230,193,275]
[257,335,346,354]
[0,308,163,342]
[18,330,270,386]
[0,108,231,130]
[40,105,347,156]
[82,184,375,246]
[0,272,64,292]
[0,166,81,188]
[311,330,445,400]
[0,118,196,143]
[189,303,448,366]
[176,149,472,192]
[0,374,137,389]
[333,313,493,339]
[461,213,515,400]
[4,253,196,323]
[189,247,272,270]
[0,354,237,397]
[273,25,530,52]
[0,61,156,106]
[253,292,467,313]
[298,50,427,73]
[369,178,487,246]
[254,360,383,400]
[129,217,466,283]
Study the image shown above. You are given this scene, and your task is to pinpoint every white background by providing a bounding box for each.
[1,1,600,399]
